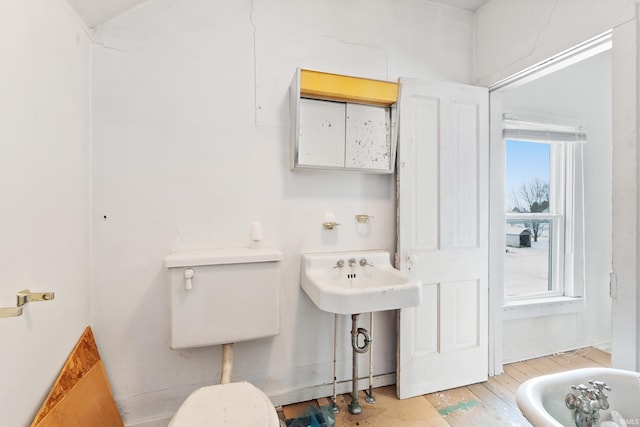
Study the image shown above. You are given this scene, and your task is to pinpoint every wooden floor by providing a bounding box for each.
[280,347,610,427]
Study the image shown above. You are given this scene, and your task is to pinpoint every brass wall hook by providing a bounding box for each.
[0,289,55,318]
[323,221,341,230]
[0,307,23,318]
[17,289,55,307]
[355,214,373,223]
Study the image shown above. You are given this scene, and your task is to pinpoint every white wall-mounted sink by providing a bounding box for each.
[300,250,422,314]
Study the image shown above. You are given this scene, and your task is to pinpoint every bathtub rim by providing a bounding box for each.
[516,367,640,427]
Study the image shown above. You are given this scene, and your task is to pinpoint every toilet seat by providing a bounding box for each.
[169,381,279,427]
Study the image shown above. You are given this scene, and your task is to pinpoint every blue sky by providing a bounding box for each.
[505,140,550,207]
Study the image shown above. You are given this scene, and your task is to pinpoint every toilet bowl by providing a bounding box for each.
[169,381,279,427]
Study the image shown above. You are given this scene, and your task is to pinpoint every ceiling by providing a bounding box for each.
[66,0,145,29]
[429,0,490,12]
[67,0,491,29]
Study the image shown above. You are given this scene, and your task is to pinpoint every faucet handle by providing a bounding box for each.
[571,384,590,396]
[359,258,374,267]
[334,259,345,269]
[589,380,611,393]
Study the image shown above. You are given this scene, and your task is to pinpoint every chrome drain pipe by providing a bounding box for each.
[348,314,371,415]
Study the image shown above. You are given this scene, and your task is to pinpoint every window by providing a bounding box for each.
[503,114,585,302]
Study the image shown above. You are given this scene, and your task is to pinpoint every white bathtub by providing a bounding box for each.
[516,367,640,426]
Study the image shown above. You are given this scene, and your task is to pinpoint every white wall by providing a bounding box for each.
[500,51,613,361]
[89,0,474,424]
[0,1,91,426]
[474,0,636,86]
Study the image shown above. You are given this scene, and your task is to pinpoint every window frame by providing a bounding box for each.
[501,116,585,311]
[504,142,569,301]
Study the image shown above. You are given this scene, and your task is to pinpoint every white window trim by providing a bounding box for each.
[502,113,586,311]
[503,296,584,320]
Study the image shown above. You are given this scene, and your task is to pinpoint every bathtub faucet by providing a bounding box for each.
[589,380,611,411]
[565,381,611,427]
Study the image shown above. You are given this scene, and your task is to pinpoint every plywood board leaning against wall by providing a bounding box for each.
[31,326,123,427]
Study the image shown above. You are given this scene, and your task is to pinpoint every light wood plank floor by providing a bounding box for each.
[280,347,610,426]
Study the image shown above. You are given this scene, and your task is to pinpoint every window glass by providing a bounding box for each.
[505,141,550,214]
[505,219,553,297]
[505,140,555,299]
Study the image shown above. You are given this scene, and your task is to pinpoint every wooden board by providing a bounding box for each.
[282,399,319,420]
[424,386,513,427]
[332,386,448,427]
[31,326,123,427]
[466,382,533,427]
[583,347,612,366]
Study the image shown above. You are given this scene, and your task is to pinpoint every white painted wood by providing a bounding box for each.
[611,19,638,370]
[488,90,504,375]
[0,2,91,426]
[396,79,489,398]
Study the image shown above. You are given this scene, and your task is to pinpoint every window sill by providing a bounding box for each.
[503,296,584,320]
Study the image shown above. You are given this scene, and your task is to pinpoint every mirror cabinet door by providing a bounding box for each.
[345,103,392,171]
[294,97,395,173]
[298,99,346,168]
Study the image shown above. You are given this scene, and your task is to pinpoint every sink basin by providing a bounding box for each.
[300,250,422,314]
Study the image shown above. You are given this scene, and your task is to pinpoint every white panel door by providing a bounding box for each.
[396,78,489,398]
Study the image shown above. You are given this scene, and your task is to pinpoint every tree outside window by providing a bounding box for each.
[509,178,550,242]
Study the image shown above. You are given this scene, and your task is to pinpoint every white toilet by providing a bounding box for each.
[163,247,283,427]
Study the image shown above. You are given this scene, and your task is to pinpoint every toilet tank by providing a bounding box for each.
[163,247,283,349]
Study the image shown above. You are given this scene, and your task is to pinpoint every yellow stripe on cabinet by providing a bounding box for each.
[299,69,398,106]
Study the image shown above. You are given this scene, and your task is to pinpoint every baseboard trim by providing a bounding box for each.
[268,373,396,407]
[502,342,611,365]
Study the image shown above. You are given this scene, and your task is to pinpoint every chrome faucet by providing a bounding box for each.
[565,381,611,427]
[589,380,611,411]
[359,258,374,267]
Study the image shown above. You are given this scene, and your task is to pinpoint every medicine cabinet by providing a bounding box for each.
[290,68,399,173]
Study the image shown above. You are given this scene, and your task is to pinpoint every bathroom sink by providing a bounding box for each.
[300,250,422,314]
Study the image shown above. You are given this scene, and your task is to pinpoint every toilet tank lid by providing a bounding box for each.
[163,247,283,268]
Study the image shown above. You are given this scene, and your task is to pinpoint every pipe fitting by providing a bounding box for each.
[352,327,371,354]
